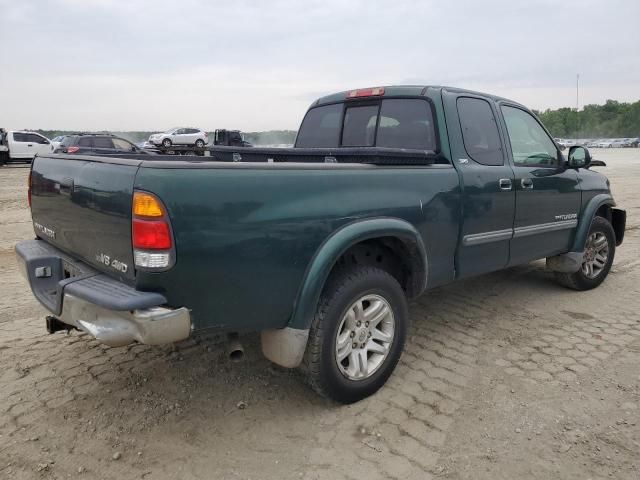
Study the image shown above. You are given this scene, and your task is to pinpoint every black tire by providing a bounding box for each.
[162,138,172,147]
[195,139,205,148]
[555,216,616,291]
[303,265,408,404]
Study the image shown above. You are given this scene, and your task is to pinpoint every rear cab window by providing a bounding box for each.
[295,98,438,153]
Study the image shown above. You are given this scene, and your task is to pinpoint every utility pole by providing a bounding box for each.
[576,73,580,111]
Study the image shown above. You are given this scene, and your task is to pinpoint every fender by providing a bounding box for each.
[571,193,615,252]
[288,217,428,331]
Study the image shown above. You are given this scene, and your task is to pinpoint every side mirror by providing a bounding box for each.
[567,145,591,169]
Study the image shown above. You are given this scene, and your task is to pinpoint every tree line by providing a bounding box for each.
[534,99,640,139]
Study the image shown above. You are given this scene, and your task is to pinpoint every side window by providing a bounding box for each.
[341,104,378,147]
[13,133,29,142]
[501,106,558,166]
[78,137,93,147]
[93,137,114,149]
[112,138,134,150]
[457,97,503,166]
[28,134,48,144]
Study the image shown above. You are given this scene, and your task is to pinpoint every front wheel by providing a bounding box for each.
[195,139,205,148]
[555,216,616,290]
[303,265,408,403]
[162,138,172,148]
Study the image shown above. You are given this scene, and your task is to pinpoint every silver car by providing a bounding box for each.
[148,128,208,148]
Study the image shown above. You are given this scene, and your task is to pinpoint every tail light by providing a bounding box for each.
[132,191,174,270]
[66,146,80,154]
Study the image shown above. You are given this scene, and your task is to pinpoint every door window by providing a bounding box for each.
[501,106,559,167]
[457,97,503,166]
[28,133,48,144]
[113,138,134,150]
[13,133,29,142]
[93,137,114,149]
[78,137,93,147]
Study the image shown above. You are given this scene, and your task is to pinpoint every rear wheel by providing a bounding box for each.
[195,139,205,148]
[555,216,615,290]
[162,138,172,147]
[303,265,408,403]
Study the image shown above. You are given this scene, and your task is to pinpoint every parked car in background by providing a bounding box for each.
[596,139,614,148]
[148,128,208,148]
[50,136,68,150]
[0,130,52,163]
[54,133,154,156]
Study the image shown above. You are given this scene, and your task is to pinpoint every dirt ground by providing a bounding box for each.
[1,150,639,480]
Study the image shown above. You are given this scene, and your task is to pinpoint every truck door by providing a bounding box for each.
[10,132,31,159]
[497,104,581,265]
[29,133,52,157]
[443,90,515,278]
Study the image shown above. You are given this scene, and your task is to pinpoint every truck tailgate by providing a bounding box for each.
[30,155,140,283]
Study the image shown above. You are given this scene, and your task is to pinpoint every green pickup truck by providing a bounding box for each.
[17,86,626,403]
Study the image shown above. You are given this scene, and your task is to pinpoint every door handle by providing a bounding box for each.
[499,178,512,191]
[27,144,33,147]
[521,178,534,189]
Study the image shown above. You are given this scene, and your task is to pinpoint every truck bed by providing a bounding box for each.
[29,152,461,332]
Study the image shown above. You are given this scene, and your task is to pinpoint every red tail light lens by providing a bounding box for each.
[132,219,171,249]
[66,146,80,154]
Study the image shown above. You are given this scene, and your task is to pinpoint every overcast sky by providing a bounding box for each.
[1,0,639,131]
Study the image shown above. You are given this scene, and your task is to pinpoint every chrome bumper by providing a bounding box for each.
[58,294,191,347]
[16,239,191,347]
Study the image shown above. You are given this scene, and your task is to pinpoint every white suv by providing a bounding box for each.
[148,128,208,148]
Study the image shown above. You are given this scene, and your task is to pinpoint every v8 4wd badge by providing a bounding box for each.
[95,253,128,273]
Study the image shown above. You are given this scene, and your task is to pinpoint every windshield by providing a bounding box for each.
[295,98,437,150]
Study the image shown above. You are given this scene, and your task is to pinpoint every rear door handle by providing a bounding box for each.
[499,178,512,191]
[521,178,534,189]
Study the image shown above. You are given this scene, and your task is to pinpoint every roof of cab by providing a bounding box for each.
[312,85,524,109]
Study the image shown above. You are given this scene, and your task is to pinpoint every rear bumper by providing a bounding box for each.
[16,239,191,347]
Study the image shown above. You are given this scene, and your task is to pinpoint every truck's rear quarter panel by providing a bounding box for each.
[134,164,461,332]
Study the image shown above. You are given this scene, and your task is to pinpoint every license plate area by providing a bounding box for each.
[62,260,82,280]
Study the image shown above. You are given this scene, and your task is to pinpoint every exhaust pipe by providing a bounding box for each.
[226,333,244,362]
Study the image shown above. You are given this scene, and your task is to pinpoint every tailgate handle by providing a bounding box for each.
[58,177,74,195]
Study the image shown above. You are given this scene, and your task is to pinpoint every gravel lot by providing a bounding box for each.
[1,150,639,480]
